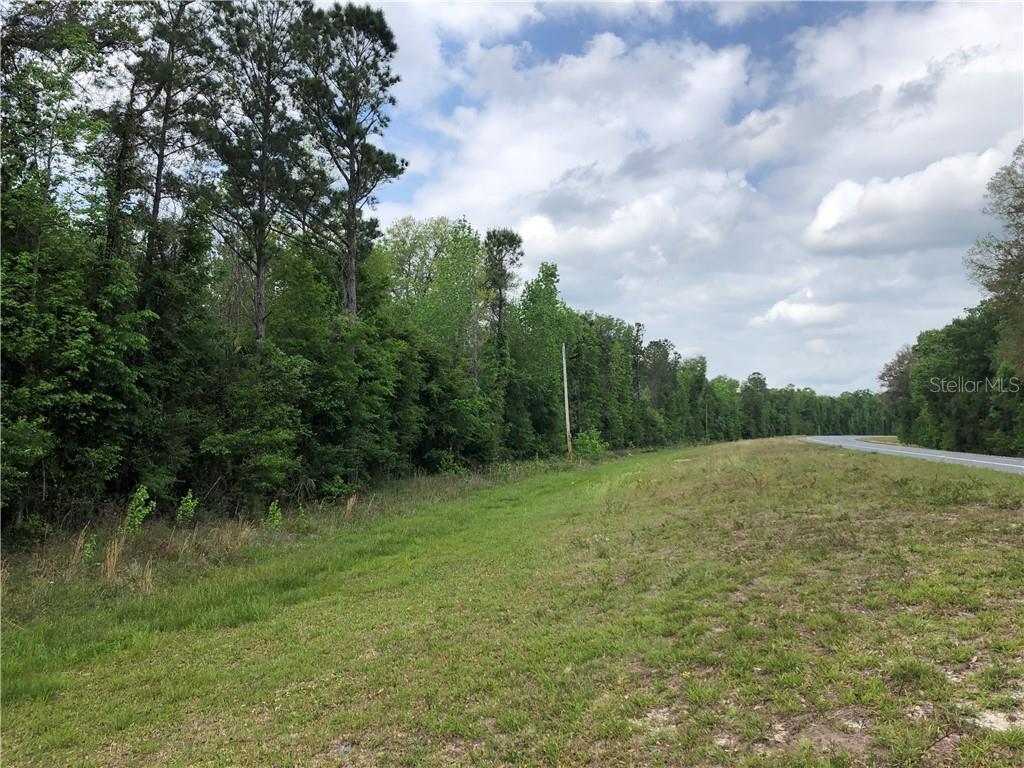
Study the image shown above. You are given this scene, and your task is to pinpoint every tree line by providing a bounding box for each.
[879,144,1024,458]
[1,0,887,532]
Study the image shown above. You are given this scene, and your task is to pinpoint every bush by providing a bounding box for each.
[433,449,470,477]
[575,428,609,461]
[265,500,282,532]
[81,534,97,565]
[175,489,199,526]
[120,486,155,537]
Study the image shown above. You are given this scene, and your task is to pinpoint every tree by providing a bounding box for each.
[483,228,523,346]
[1,3,152,520]
[376,217,485,361]
[740,372,770,438]
[0,1,907,530]
[966,140,1024,373]
[200,0,308,351]
[134,0,215,290]
[295,2,406,315]
[879,345,917,443]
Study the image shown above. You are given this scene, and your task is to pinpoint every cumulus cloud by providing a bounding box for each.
[804,147,1009,254]
[701,1,792,27]
[749,291,850,328]
[376,1,1022,392]
[379,1,542,110]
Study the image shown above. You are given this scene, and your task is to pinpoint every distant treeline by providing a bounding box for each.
[880,144,1024,457]
[1,1,885,531]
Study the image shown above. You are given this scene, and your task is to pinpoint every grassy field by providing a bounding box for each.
[3,438,1024,767]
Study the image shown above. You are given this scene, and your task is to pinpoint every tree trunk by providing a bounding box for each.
[345,197,358,314]
[105,82,140,264]
[255,252,267,353]
[144,40,176,285]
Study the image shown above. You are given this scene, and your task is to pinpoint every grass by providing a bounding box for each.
[3,438,1024,766]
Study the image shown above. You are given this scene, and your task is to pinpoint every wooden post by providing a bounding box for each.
[562,342,573,461]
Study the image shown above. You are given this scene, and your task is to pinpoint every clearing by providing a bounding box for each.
[3,438,1024,766]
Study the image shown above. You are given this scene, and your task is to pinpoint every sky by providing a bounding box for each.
[369,0,1023,394]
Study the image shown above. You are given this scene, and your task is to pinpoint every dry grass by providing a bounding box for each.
[67,526,89,572]
[141,558,154,595]
[103,535,123,579]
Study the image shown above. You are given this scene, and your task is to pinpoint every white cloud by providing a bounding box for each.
[376,1,1021,393]
[379,31,755,238]
[804,146,1010,253]
[791,2,1021,104]
[703,1,792,28]
[378,1,542,111]
[749,291,850,327]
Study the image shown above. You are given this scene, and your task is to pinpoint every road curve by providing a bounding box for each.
[805,436,1024,475]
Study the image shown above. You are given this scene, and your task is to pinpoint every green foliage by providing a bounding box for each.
[81,534,98,565]
[265,500,282,532]
[881,301,1023,457]
[121,486,155,537]
[879,143,1024,458]
[575,428,609,460]
[0,0,952,534]
[175,490,199,527]
[967,142,1024,373]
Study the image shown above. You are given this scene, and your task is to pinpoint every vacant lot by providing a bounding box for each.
[3,439,1024,766]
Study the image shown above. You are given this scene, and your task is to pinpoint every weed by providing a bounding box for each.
[265,499,282,532]
[575,428,610,460]
[120,486,155,537]
[80,534,97,565]
[175,489,199,527]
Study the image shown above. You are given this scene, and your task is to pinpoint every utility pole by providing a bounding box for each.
[562,342,573,461]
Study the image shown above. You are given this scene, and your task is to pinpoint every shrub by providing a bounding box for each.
[575,428,609,461]
[175,489,199,526]
[7,512,52,545]
[265,500,282,532]
[435,449,470,477]
[120,486,155,537]
[81,534,97,565]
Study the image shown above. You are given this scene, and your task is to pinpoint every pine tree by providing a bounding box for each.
[295,3,406,315]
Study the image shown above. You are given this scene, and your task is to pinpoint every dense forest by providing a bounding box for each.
[879,144,1024,458]
[0,0,890,532]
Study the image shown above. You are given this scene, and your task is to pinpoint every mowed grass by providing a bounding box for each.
[3,439,1024,767]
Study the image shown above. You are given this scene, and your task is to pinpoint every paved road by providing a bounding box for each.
[805,436,1024,475]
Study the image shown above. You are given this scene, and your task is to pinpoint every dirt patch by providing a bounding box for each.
[797,719,871,757]
[760,708,874,760]
[921,733,964,767]
[630,706,676,731]
[973,708,1023,732]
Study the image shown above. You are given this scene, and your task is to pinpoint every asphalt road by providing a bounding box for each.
[805,435,1024,475]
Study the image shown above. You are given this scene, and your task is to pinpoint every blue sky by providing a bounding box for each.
[369,1,1023,393]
